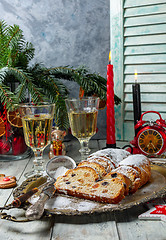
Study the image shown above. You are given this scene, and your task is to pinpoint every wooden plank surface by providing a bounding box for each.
[0,139,166,240]
[115,205,166,240]
[124,111,166,123]
[124,24,166,37]
[0,158,30,206]
[124,0,166,8]
[125,92,166,102]
[124,14,166,27]
[0,153,53,240]
[124,74,166,83]
[124,34,166,46]
[52,215,120,240]
[0,214,53,240]
[124,45,166,56]
[125,54,166,64]
[124,64,166,74]
[124,83,166,93]
[124,3,166,17]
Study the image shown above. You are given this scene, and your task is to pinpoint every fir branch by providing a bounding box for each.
[0,84,16,109]
[54,95,69,129]
[0,20,8,36]
[14,81,27,103]
[0,21,34,69]
[0,67,8,83]
[30,64,68,98]
[46,66,121,104]
[0,20,121,130]
[7,67,45,103]
[6,25,20,49]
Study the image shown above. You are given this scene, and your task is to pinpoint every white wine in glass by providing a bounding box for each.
[19,103,55,177]
[65,97,99,161]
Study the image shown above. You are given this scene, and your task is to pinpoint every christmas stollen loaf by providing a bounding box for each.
[54,149,151,204]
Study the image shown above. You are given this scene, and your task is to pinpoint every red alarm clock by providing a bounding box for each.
[129,111,166,156]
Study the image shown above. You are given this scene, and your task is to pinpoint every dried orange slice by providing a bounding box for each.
[79,87,84,99]
[7,110,23,128]
[0,117,5,137]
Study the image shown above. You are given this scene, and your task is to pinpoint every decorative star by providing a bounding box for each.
[150,205,166,215]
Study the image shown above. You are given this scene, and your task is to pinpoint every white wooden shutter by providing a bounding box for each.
[110,0,166,141]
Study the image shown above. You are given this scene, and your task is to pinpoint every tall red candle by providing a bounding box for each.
[106,52,116,148]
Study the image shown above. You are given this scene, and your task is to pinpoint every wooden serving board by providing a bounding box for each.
[26,169,166,216]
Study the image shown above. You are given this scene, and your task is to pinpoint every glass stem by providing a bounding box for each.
[33,149,44,174]
[79,139,91,161]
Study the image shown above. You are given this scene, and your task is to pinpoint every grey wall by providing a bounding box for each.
[0,0,110,139]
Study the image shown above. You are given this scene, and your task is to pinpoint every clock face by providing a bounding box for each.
[138,129,164,155]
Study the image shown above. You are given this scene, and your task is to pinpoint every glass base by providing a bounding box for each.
[79,148,91,160]
[79,139,91,161]
[0,148,32,161]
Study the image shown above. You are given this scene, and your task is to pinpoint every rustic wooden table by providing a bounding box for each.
[0,139,166,240]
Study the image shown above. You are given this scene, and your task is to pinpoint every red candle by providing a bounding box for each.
[106,52,116,148]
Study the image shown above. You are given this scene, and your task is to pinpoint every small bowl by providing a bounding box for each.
[46,156,76,180]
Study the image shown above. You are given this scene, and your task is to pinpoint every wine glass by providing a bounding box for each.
[65,97,99,161]
[18,102,55,178]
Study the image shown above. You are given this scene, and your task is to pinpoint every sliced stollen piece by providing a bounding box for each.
[103,171,131,195]
[119,154,151,188]
[78,178,125,204]
[78,160,107,178]
[55,175,125,204]
[111,166,141,194]
[54,166,100,190]
[54,166,95,196]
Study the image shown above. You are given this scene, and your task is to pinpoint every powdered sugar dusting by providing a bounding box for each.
[113,165,139,175]
[47,196,73,209]
[120,154,149,167]
[89,148,130,167]
[54,166,68,179]
[77,201,98,211]
[44,195,98,212]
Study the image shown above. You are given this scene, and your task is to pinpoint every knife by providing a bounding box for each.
[12,188,39,208]
[25,181,56,220]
